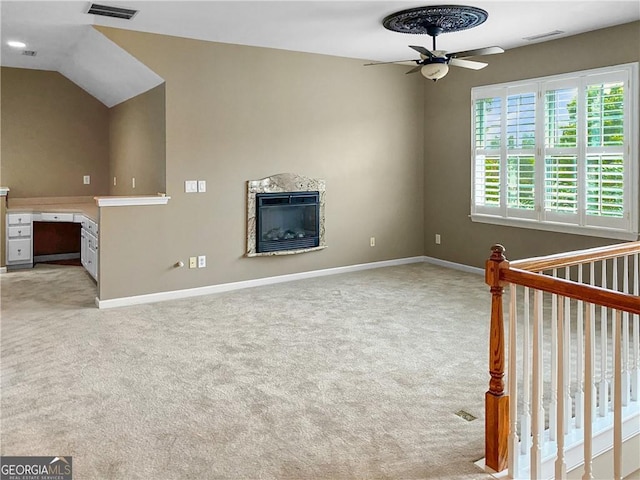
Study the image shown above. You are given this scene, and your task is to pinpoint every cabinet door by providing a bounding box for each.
[87,246,97,280]
[80,230,87,268]
[8,239,32,262]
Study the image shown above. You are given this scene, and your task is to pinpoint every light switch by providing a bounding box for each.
[185,180,198,193]
[83,175,90,185]
[198,180,206,193]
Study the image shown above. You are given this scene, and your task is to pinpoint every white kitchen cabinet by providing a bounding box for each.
[80,216,98,281]
[6,213,33,267]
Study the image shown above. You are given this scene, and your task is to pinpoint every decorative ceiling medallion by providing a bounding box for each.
[383,5,488,36]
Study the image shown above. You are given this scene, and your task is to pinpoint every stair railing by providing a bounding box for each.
[485,243,640,479]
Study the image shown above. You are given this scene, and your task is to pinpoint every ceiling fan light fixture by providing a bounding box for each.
[421,63,449,81]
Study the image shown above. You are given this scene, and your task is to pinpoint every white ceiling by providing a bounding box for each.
[2,1,639,106]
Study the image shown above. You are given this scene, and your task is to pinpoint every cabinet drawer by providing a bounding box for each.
[7,239,32,262]
[85,219,97,234]
[7,213,32,226]
[8,225,31,238]
[41,212,74,222]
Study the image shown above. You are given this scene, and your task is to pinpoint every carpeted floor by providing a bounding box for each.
[1,262,494,480]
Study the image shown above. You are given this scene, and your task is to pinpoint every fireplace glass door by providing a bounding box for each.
[256,192,320,253]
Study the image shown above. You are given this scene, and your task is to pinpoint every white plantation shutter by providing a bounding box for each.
[584,74,626,229]
[473,94,502,213]
[470,63,638,240]
[506,88,536,219]
[543,83,579,223]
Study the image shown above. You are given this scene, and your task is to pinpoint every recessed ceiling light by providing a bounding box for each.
[7,40,27,48]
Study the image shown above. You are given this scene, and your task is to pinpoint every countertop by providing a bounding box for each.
[6,196,98,222]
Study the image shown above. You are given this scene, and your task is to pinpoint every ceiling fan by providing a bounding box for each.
[366,5,505,81]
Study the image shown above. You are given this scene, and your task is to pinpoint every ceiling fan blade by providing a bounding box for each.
[364,59,418,66]
[448,46,504,58]
[409,45,434,58]
[449,58,488,70]
[405,65,422,75]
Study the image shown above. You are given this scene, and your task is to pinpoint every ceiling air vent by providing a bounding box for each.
[523,30,564,41]
[22,50,37,56]
[87,3,138,20]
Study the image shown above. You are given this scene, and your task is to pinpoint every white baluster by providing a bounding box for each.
[556,296,567,479]
[576,264,584,429]
[632,253,639,402]
[622,256,630,406]
[521,287,532,456]
[589,262,597,424]
[550,269,558,439]
[599,259,609,417]
[531,289,543,480]
[564,266,572,433]
[508,284,519,478]
[613,309,622,480]
[583,304,594,480]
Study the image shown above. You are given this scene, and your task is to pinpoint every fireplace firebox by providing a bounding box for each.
[256,192,320,253]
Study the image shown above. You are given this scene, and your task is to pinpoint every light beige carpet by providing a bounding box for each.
[1,262,493,480]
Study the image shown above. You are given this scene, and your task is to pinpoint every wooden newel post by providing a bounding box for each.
[485,244,510,472]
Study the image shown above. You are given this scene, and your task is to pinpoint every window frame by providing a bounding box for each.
[470,63,639,241]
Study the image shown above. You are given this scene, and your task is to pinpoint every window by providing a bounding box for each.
[471,63,638,240]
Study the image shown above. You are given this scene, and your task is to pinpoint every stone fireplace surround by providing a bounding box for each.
[246,173,326,257]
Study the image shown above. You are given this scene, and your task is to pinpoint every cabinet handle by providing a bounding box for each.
[18,230,21,235]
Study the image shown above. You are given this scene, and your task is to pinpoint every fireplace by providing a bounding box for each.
[256,192,319,253]
[246,173,326,257]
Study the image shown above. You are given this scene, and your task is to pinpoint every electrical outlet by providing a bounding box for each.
[435,234,441,245]
[370,237,375,247]
[198,255,206,268]
[132,177,136,189]
[113,176,117,186]
[83,175,90,185]
[185,180,198,193]
[189,257,197,269]
[198,180,206,193]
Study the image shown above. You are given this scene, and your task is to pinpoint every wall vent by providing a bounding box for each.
[523,30,565,41]
[87,3,138,20]
[22,50,37,56]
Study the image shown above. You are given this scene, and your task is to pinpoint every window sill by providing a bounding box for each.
[470,214,639,241]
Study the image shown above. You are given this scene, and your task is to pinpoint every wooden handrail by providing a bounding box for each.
[502,267,640,314]
[511,241,640,272]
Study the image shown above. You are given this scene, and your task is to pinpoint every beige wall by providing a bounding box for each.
[422,21,640,267]
[109,83,166,195]
[96,27,425,300]
[0,67,110,197]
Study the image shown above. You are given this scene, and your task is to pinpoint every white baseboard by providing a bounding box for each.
[96,256,429,309]
[423,256,484,275]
